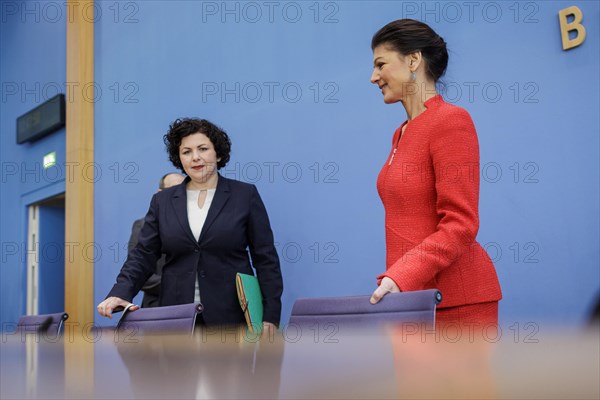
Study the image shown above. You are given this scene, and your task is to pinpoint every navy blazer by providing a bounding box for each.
[108,175,283,326]
[127,218,164,308]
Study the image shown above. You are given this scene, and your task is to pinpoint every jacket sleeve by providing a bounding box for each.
[246,185,283,325]
[127,219,161,292]
[108,194,162,301]
[379,109,481,291]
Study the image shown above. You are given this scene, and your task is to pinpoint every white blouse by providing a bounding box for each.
[186,189,216,241]
[186,188,216,303]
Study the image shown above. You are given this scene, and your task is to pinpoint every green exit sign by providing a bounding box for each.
[43,152,57,169]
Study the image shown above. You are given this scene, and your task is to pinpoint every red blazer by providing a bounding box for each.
[377,95,502,309]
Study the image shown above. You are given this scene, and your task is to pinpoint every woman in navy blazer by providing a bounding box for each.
[97,119,283,329]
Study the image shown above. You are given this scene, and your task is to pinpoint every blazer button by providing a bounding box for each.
[199,270,206,278]
[194,248,199,253]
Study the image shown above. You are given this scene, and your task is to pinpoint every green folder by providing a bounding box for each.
[235,273,263,334]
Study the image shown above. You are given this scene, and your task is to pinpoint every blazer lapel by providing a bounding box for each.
[171,178,198,244]
[199,174,230,242]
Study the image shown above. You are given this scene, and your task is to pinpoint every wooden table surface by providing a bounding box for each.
[1,325,599,399]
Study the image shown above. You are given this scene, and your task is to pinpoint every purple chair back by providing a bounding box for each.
[116,303,203,335]
[289,289,442,330]
[16,312,69,337]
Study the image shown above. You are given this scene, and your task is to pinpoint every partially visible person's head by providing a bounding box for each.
[158,172,184,190]
[163,118,231,173]
[371,19,448,84]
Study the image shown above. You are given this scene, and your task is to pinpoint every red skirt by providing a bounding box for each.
[436,301,499,333]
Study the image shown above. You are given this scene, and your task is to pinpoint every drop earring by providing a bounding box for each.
[410,71,417,81]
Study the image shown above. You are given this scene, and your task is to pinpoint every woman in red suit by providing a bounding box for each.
[368,19,502,329]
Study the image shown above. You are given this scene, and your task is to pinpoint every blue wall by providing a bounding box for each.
[2,1,599,332]
[1,0,66,327]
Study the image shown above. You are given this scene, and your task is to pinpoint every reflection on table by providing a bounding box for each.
[1,324,598,399]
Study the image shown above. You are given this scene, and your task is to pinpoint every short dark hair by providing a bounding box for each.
[163,118,231,172]
[371,19,448,83]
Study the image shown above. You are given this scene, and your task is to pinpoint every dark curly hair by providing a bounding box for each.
[372,19,448,83]
[163,118,231,172]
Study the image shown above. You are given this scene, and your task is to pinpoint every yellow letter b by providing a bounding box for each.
[559,6,586,50]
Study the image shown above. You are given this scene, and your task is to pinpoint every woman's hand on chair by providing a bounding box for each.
[370,277,400,304]
[97,297,139,318]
